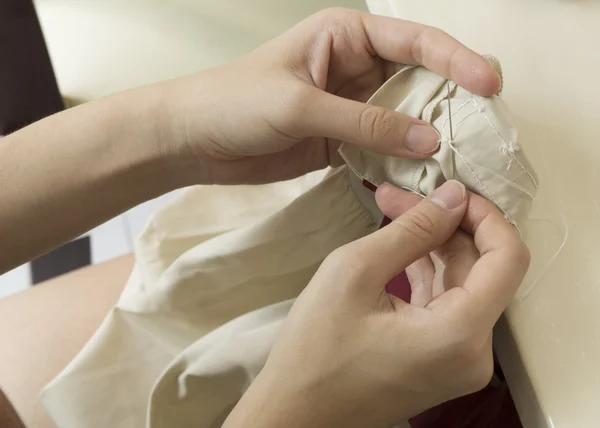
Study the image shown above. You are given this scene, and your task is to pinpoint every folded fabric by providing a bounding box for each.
[340,56,538,229]
[42,59,537,427]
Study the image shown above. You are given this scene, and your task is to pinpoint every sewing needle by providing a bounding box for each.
[447,81,456,178]
[447,81,453,141]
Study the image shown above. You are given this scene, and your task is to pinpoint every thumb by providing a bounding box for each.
[348,181,467,290]
[304,89,440,158]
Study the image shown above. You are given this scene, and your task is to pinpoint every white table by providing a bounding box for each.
[368,1,600,426]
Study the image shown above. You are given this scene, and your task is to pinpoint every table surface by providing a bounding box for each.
[367,1,600,427]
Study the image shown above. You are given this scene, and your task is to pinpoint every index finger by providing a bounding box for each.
[429,192,530,329]
[375,184,530,323]
[360,13,501,97]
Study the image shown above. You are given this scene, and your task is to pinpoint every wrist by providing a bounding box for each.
[223,367,422,428]
[222,371,336,428]
[102,82,202,191]
[157,71,224,185]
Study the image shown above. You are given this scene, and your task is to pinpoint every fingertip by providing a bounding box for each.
[450,48,502,97]
[375,183,421,219]
[477,67,502,97]
[468,57,502,97]
[428,180,467,211]
[375,182,401,214]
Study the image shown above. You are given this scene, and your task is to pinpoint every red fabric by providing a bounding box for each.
[409,382,522,428]
[361,180,522,428]
[380,214,412,302]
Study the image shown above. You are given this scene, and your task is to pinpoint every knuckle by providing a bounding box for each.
[429,27,452,44]
[286,83,313,111]
[394,210,437,242]
[410,26,434,63]
[274,84,313,135]
[357,106,399,146]
[323,245,364,274]
[322,243,374,291]
[311,7,353,26]
[411,27,452,65]
[315,7,353,19]
[324,245,350,267]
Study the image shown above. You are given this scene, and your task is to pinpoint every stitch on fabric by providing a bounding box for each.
[440,101,535,199]
[467,159,536,200]
[499,140,519,169]
[441,98,471,134]
[470,97,539,189]
[451,106,479,134]
[512,156,539,188]
[440,135,518,228]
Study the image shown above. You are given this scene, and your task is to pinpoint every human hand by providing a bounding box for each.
[222,180,529,428]
[163,8,501,184]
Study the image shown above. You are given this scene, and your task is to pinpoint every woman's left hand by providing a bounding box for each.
[161,8,501,184]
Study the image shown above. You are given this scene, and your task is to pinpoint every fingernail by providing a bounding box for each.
[406,122,440,154]
[430,180,465,210]
[495,71,503,93]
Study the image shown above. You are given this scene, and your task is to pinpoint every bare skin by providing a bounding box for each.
[0,9,527,428]
[0,256,132,428]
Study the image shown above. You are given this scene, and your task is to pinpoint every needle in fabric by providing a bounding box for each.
[447,81,456,178]
[447,81,453,141]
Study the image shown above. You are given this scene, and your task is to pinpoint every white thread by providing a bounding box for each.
[432,87,539,230]
[453,108,478,130]
[471,97,539,189]
[499,140,520,170]
[517,217,569,300]
[449,103,565,299]
[442,98,471,134]
[467,160,535,200]
[513,156,538,187]
[440,136,517,226]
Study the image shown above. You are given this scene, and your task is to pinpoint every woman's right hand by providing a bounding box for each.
[223,180,530,428]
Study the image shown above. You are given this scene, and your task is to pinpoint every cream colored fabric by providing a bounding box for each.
[41,169,379,427]
[340,59,538,228]
[42,64,537,427]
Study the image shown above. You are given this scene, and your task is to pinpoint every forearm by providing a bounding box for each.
[0,84,196,273]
